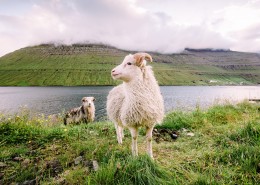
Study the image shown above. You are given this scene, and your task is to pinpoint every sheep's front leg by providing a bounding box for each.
[114,123,123,144]
[146,126,154,159]
[129,127,138,156]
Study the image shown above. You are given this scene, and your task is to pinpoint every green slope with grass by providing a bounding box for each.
[0,102,260,184]
[0,44,259,86]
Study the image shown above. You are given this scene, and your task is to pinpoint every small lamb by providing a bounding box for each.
[107,53,164,158]
[64,97,95,125]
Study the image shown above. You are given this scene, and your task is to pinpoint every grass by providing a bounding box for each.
[0,44,259,86]
[0,101,259,184]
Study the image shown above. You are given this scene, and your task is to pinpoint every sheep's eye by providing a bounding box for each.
[127,62,132,65]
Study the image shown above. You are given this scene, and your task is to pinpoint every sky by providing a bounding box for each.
[0,0,260,57]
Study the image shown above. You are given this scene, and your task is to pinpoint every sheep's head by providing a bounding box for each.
[82,97,95,107]
[111,53,152,82]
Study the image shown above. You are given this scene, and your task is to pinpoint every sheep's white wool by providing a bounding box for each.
[107,53,164,157]
[64,97,95,125]
[107,84,125,124]
[86,104,95,122]
[107,66,164,128]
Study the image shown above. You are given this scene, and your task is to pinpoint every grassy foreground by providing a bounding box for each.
[0,102,260,184]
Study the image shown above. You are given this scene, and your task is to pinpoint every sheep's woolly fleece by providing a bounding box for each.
[107,61,164,129]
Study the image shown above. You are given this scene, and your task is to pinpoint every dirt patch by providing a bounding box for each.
[46,159,63,177]
[153,128,179,143]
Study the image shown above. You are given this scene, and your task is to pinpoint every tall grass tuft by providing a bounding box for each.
[0,120,65,146]
[157,111,192,130]
[229,122,260,145]
[206,104,240,125]
[92,155,171,185]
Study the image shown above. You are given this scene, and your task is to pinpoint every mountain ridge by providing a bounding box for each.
[0,43,259,86]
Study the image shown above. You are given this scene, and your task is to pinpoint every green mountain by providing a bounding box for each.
[0,44,259,86]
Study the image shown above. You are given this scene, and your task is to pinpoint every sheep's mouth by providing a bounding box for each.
[112,73,121,77]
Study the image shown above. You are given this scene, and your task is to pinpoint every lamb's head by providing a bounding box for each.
[82,97,95,108]
[111,53,152,82]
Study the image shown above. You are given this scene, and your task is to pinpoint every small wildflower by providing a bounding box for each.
[28,141,32,144]
[64,128,68,132]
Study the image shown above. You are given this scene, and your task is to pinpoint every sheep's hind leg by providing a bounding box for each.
[146,126,154,159]
[129,127,138,157]
[118,125,124,144]
[120,127,124,139]
[114,123,123,144]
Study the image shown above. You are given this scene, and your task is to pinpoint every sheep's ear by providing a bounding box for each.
[92,97,96,101]
[133,53,152,67]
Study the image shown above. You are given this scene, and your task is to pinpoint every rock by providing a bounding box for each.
[93,160,99,171]
[13,157,23,161]
[82,160,99,171]
[170,133,178,139]
[0,162,7,168]
[187,132,195,137]
[74,156,83,165]
[21,159,30,167]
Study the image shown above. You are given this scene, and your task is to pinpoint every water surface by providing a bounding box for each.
[0,86,259,120]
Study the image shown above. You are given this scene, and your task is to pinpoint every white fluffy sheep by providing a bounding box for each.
[64,97,95,125]
[107,53,164,158]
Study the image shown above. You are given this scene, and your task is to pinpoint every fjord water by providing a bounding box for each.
[0,86,259,120]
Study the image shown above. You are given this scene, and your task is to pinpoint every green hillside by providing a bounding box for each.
[0,44,259,86]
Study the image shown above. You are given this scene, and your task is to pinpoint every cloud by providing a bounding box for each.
[209,0,260,51]
[0,0,259,56]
